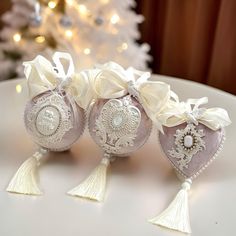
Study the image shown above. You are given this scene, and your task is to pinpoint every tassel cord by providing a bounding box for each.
[149,178,192,234]
[6,147,48,195]
[67,153,112,201]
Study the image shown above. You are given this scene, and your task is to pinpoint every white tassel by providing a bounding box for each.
[7,148,48,195]
[67,155,111,202]
[149,179,192,234]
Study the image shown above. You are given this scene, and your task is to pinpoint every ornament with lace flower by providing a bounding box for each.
[67,62,172,202]
[7,52,93,196]
[169,123,206,171]
[149,96,231,234]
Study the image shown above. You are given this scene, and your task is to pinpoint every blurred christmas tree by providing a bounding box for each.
[0,0,150,80]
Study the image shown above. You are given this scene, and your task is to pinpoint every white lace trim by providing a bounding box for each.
[168,123,206,171]
[27,93,73,147]
[94,96,141,154]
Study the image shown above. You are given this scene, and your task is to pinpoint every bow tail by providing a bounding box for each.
[138,82,171,132]
[199,108,231,130]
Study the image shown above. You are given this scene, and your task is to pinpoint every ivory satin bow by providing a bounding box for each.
[91,61,171,129]
[23,52,94,109]
[158,96,231,131]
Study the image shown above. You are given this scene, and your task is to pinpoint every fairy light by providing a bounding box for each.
[66,0,74,6]
[65,29,73,38]
[83,48,91,55]
[13,33,21,43]
[101,0,109,4]
[117,42,128,52]
[48,1,57,9]
[110,14,120,24]
[35,35,45,43]
[16,84,22,93]
[78,4,88,15]
[121,42,128,50]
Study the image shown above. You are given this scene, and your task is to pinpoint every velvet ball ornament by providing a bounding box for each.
[7,52,92,196]
[24,89,85,151]
[89,95,152,156]
[7,89,86,196]
[67,95,152,201]
[67,61,171,202]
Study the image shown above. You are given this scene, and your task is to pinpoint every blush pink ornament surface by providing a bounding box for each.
[24,89,86,152]
[88,95,152,156]
[159,123,225,179]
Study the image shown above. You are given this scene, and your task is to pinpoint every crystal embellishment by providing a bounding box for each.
[27,93,73,147]
[184,135,193,148]
[168,123,206,171]
[94,97,141,154]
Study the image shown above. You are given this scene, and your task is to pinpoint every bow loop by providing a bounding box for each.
[23,52,94,109]
[23,52,75,99]
[159,95,231,131]
[52,52,75,80]
[198,107,231,130]
[23,55,58,99]
[92,62,171,130]
[93,69,128,99]
[187,97,208,111]
[68,69,97,109]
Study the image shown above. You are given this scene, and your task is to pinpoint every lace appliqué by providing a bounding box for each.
[168,123,206,171]
[94,97,141,154]
[27,93,73,147]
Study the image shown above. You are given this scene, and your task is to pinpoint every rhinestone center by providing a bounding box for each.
[112,113,124,127]
[168,123,206,171]
[94,97,141,154]
[184,135,193,148]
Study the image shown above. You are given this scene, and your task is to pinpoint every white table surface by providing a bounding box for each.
[0,76,235,236]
